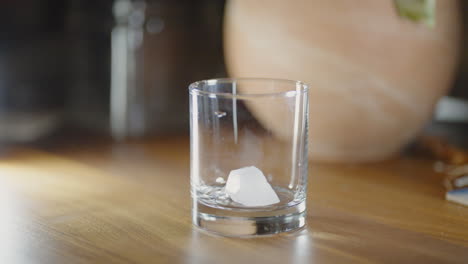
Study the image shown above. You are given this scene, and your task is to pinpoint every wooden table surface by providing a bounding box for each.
[1,135,467,263]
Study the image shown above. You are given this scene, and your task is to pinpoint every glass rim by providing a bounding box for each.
[189,78,309,98]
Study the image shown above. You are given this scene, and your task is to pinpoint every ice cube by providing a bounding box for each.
[225,166,280,207]
[215,177,225,184]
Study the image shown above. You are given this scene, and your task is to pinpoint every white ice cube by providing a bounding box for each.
[225,166,280,207]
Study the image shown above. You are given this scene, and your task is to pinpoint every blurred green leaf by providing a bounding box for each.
[395,0,436,27]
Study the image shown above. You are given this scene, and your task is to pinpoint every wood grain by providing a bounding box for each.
[0,136,467,263]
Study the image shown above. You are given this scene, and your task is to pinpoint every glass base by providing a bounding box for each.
[192,200,306,237]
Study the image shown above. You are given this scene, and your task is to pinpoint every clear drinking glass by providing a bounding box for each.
[190,78,309,237]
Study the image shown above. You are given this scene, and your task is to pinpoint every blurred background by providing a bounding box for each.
[0,0,226,143]
[0,0,466,150]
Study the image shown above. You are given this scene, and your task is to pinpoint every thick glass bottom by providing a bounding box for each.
[192,200,306,237]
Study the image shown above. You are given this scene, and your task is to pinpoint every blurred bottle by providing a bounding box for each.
[110,0,225,139]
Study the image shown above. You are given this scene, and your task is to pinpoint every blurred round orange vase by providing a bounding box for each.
[224,0,462,163]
